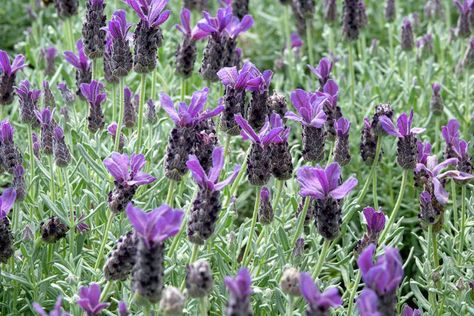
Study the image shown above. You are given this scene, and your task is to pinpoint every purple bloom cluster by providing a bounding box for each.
[64,40,92,98]
[224,268,253,316]
[0,188,16,264]
[300,272,342,315]
[0,50,27,105]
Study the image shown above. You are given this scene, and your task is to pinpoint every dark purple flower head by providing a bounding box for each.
[118,301,129,316]
[417,141,432,165]
[106,10,132,41]
[356,288,380,316]
[315,79,339,107]
[363,207,386,235]
[16,80,41,104]
[126,202,184,248]
[160,88,223,127]
[195,7,233,38]
[224,267,252,298]
[286,89,327,127]
[187,146,241,191]
[420,190,432,204]
[104,152,156,186]
[42,46,57,63]
[245,68,273,93]
[77,283,109,316]
[300,272,342,312]
[57,82,76,103]
[64,40,91,72]
[0,188,16,219]
[33,296,71,316]
[454,0,471,14]
[34,107,54,126]
[234,114,284,145]
[0,120,14,143]
[380,110,425,138]
[335,117,350,137]
[291,32,303,48]
[89,0,105,6]
[80,80,107,108]
[358,244,404,295]
[269,113,290,143]
[308,57,333,86]
[297,162,358,200]
[403,17,412,30]
[260,186,270,203]
[432,82,441,95]
[124,0,171,28]
[217,61,260,90]
[452,139,471,161]
[53,126,64,141]
[107,122,119,137]
[403,304,422,316]
[441,119,460,147]
[225,15,254,39]
[0,50,27,76]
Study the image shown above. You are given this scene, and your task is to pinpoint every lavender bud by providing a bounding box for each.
[334,118,351,166]
[324,0,338,23]
[0,72,16,105]
[430,83,443,115]
[60,107,70,122]
[360,119,378,165]
[146,99,157,124]
[32,132,41,159]
[104,231,138,281]
[315,198,342,240]
[57,82,76,104]
[55,0,78,18]
[159,287,185,316]
[232,0,250,19]
[455,1,471,38]
[247,144,272,186]
[268,93,288,119]
[42,46,57,76]
[16,80,40,127]
[200,36,225,82]
[40,216,69,243]
[22,224,34,241]
[384,0,396,22]
[123,87,137,128]
[258,187,274,225]
[87,102,105,134]
[419,191,441,225]
[292,0,315,35]
[13,165,27,201]
[271,141,293,180]
[165,127,195,181]
[53,126,71,167]
[248,91,269,130]
[133,21,163,73]
[223,37,238,68]
[0,122,23,173]
[42,81,56,109]
[221,88,247,135]
[132,237,165,303]
[176,36,197,78]
[82,0,107,59]
[0,218,14,263]
[302,125,326,162]
[293,236,305,258]
[186,260,214,298]
[108,182,137,214]
[188,189,221,244]
[424,0,443,19]
[401,18,414,51]
[280,267,301,296]
[416,33,433,59]
[358,1,368,29]
[104,41,119,83]
[342,0,361,41]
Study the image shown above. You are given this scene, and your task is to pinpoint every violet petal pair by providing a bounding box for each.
[34,107,54,126]
[64,40,91,72]
[441,119,460,147]
[269,113,290,143]
[80,80,107,107]
[379,110,425,138]
[356,288,380,316]
[314,79,339,107]
[124,0,170,28]
[77,283,109,316]
[300,272,342,311]
[33,296,70,316]
[0,188,16,219]
[16,80,41,103]
[417,141,432,165]
[225,15,254,39]
[186,146,241,191]
[335,117,350,137]
[217,61,259,90]
[176,8,202,40]
[0,50,27,76]
[286,89,327,127]
[234,114,283,145]
[363,207,385,234]
[195,7,233,38]
[297,162,358,200]
[0,120,14,142]
[308,57,333,84]
[224,267,252,298]
[103,153,156,186]
[106,10,131,41]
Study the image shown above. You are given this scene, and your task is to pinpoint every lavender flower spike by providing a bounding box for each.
[401,18,414,51]
[77,283,109,316]
[269,113,293,180]
[454,0,471,38]
[82,0,107,59]
[0,188,16,264]
[34,108,55,156]
[355,207,386,254]
[0,50,27,105]
[223,14,254,67]
[187,147,240,244]
[308,57,333,89]
[81,80,106,133]
[42,46,57,76]
[379,110,425,169]
[64,40,92,97]
[104,153,156,213]
[224,268,253,316]
[300,272,342,315]
[53,126,71,167]
[0,188,16,220]
[334,117,351,166]
[16,80,40,126]
[175,8,200,78]
[105,10,133,78]
[33,296,71,316]
[441,119,460,159]
[235,114,284,185]
[430,83,443,115]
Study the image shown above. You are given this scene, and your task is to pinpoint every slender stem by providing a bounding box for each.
[99,281,113,302]
[62,168,75,256]
[451,181,458,228]
[286,295,293,316]
[27,125,35,195]
[112,84,117,123]
[199,297,208,316]
[388,23,394,67]
[242,186,262,266]
[348,43,356,110]
[150,70,156,101]
[48,155,55,200]
[433,229,439,268]
[180,77,186,101]
[305,19,314,67]
[223,134,231,162]
[166,180,176,206]
[458,185,466,260]
[289,197,310,258]
[378,169,409,245]
[347,271,362,315]
[94,212,114,270]
[273,180,284,211]
[92,59,97,80]
[114,78,125,151]
[311,239,330,279]
[136,73,147,151]
[427,224,435,307]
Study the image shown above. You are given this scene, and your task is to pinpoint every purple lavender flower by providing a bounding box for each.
[57,82,76,104]
[104,231,137,281]
[55,0,78,18]
[360,117,378,165]
[300,272,342,315]
[146,99,157,124]
[454,0,471,37]
[105,10,133,78]
[53,126,71,167]
[315,80,341,138]
[126,202,183,302]
[343,0,361,41]
[77,283,109,316]
[324,0,338,23]
[309,57,333,89]
[416,33,433,59]
[355,206,386,254]
[12,165,26,201]
[185,0,209,11]
[430,83,443,115]
[16,80,40,126]
[356,288,380,316]
[269,113,293,180]
[175,8,201,78]
[419,190,441,225]
[80,80,106,133]
[123,87,137,128]
[385,0,396,22]
[33,296,70,316]
[107,122,125,152]
[82,0,107,59]
[187,146,240,244]
[247,67,273,130]
[358,244,403,315]
[223,14,253,67]
[286,89,327,162]
[401,18,414,51]
[0,121,23,173]
[403,305,422,316]
[42,80,56,109]
[417,141,432,166]
[118,301,129,316]
[333,117,351,166]
[258,187,274,224]
[292,0,315,35]
[291,32,303,48]
[64,40,92,98]
[0,188,16,263]
[124,0,171,73]
[424,0,444,19]
[0,188,16,221]
[235,114,284,185]
[186,259,214,298]
[40,216,69,243]
[442,119,460,159]
[32,132,40,159]
[224,268,253,316]
[42,46,57,76]
[358,0,368,28]
[452,139,473,175]
[0,50,27,105]
[379,110,425,169]
[297,162,358,239]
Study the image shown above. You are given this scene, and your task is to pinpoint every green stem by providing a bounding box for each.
[114,78,125,152]
[272,180,284,210]
[378,169,409,245]
[311,239,330,279]
[136,73,147,151]
[180,77,186,101]
[347,271,362,315]
[458,185,466,260]
[388,23,394,67]
[223,134,232,162]
[62,168,75,256]
[48,155,55,200]
[167,189,197,257]
[286,295,293,316]
[242,186,261,266]
[112,83,117,123]
[289,197,310,258]
[27,124,35,196]
[305,19,314,67]
[427,224,435,307]
[451,181,458,229]
[166,180,176,206]
[94,212,114,270]
[92,59,97,80]
[150,70,156,101]
[99,281,113,302]
[348,43,356,111]
[199,297,208,316]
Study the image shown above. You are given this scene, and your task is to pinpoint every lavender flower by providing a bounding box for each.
[358,0,368,29]
[280,267,301,296]
[403,305,422,316]
[268,92,288,119]
[184,0,209,11]
[104,231,137,281]
[64,40,92,98]
[385,0,396,22]
[40,216,69,243]
[175,8,201,78]
[324,0,338,23]
[355,207,386,254]
[418,191,441,225]
[159,287,185,316]
[452,139,473,175]
[0,188,16,263]
[0,121,23,172]
[80,80,106,133]
[13,165,26,201]
[107,122,125,152]
[286,89,327,162]
[123,87,137,128]
[300,272,342,315]
[315,80,341,138]
[342,0,361,41]
[309,57,333,90]
[55,0,78,18]
[124,0,171,73]
[53,126,71,167]
[333,117,351,166]
[57,82,76,104]
[430,83,443,115]
[33,296,70,316]
[186,259,214,298]
[105,10,133,78]
[379,110,425,169]
[416,33,433,59]
[187,146,240,244]
[82,0,106,59]
[247,67,272,130]
[292,0,315,35]
[454,0,471,38]
[297,162,358,239]
[224,268,253,316]
[104,153,156,213]
[146,99,157,124]
[118,302,129,316]
[235,114,284,185]
[32,132,41,158]
[126,203,184,303]
[42,80,56,109]
[223,14,254,67]
[356,288,380,316]
[77,283,109,316]
[0,50,27,105]
[16,80,40,126]
[258,187,274,224]
[357,244,403,316]
[42,46,57,76]
[360,118,378,165]
[401,18,414,51]
[442,119,460,159]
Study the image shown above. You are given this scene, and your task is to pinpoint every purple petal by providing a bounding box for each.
[215,165,241,191]
[208,147,224,183]
[160,93,179,124]
[299,272,320,306]
[187,155,208,188]
[235,114,260,143]
[217,67,238,86]
[379,115,401,137]
[329,177,358,199]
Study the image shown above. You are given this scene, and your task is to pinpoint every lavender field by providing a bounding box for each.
[0,0,473,315]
